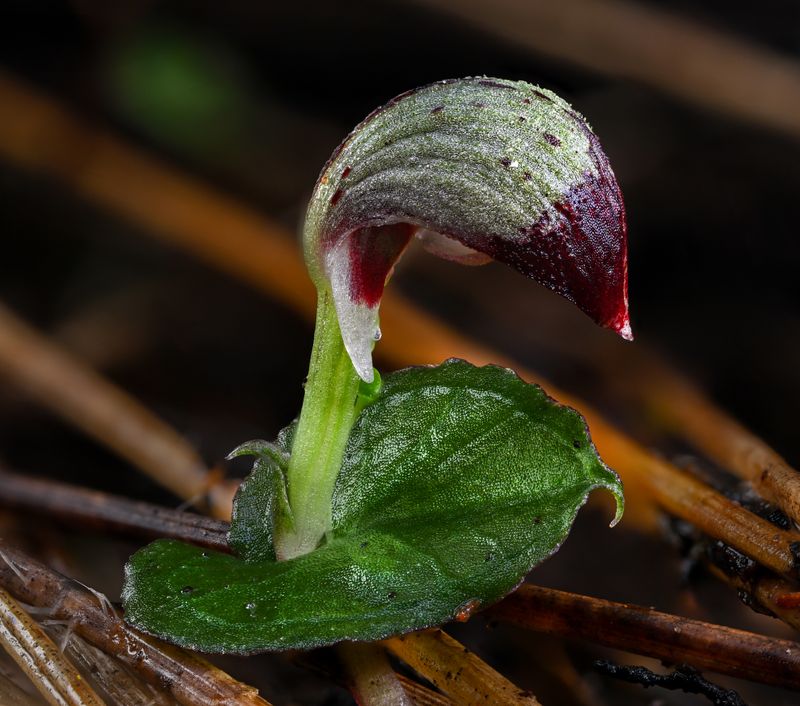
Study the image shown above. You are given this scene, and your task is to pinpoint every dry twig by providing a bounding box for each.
[0,542,272,706]
[46,625,178,706]
[487,584,800,690]
[385,629,540,706]
[0,468,229,552]
[339,643,416,706]
[0,302,235,519]
[633,360,800,531]
[0,586,105,706]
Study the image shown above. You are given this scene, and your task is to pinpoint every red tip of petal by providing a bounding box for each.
[473,121,631,340]
[612,313,634,341]
[346,223,415,307]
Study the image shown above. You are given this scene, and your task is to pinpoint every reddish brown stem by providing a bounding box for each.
[0,468,230,552]
[487,584,800,690]
[0,302,236,520]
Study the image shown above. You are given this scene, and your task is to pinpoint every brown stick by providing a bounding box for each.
[0,586,106,706]
[486,584,800,690]
[339,643,416,706]
[395,676,454,706]
[410,0,800,138]
[706,564,800,634]
[47,625,178,706]
[0,542,272,706]
[295,650,455,706]
[0,302,227,514]
[0,468,230,552]
[0,71,796,576]
[636,362,800,531]
[385,629,541,706]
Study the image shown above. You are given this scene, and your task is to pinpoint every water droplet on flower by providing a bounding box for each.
[373,327,382,341]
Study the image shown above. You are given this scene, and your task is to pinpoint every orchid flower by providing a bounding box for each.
[122,79,630,650]
[281,77,630,559]
[304,77,630,383]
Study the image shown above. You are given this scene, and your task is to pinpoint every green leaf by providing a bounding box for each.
[123,360,622,653]
[225,439,292,562]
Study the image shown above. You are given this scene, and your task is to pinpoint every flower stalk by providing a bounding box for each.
[274,76,632,559]
[276,288,363,559]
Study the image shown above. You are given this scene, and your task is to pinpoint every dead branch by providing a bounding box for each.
[0,542,272,706]
[487,584,800,690]
[0,302,234,519]
[46,625,178,706]
[409,0,800,138]
[0,468,229,552]
[395,676,454,706]
[385,629,541,706]
[0,586,105,706]
[339,642,416,706]
[636,361,800,531]
[0,670,46,706]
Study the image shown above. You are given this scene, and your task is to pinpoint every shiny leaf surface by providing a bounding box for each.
[123,360,622,653]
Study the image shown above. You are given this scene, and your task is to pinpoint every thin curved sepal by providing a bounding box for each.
[303,77,630,381]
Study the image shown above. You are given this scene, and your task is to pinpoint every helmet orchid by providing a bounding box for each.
[122,77,629,654]
[304,77,631,382]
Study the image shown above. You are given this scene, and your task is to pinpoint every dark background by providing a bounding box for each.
[0,1,798,704]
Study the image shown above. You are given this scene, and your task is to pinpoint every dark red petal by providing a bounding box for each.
[347,223,416,307]
[452,121,630,338]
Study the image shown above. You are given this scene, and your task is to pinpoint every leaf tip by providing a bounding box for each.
[607,480,625,527]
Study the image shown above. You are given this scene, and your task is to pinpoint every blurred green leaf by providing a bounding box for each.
[108,27,249,154]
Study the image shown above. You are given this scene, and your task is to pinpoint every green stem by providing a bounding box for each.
[275,288,362,560]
